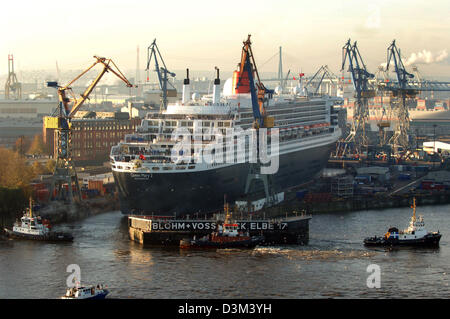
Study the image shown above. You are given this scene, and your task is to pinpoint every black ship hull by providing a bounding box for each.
[364,233,441,247]
[113,143,334,216]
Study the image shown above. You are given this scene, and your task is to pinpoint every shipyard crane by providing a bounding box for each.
[337,39,375,157]
[145,39,176,111]
[380,55,450,93]
[373,42,450,154]
[46,56,134,203]
[236,35,274,129]
[237,35,277,209]
[383,40,416,151]
[5,54,22,100]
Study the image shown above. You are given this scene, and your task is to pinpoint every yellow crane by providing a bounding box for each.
[45,56,135,203]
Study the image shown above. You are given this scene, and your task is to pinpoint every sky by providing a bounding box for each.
[0,0,449,81]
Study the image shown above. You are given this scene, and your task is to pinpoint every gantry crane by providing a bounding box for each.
[337,39,375,157]
[305,65,339,96]
[236,35,278,208]
[5,54,22,100]
[378,40,450,153]
[383,40,416,151]
[236,35,274,129]
[145,39,177,111]
[46,56,134,203]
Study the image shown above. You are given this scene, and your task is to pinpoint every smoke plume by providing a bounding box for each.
[404,49,448,66]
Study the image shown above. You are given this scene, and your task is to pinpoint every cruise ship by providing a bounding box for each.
[110,39,342,216]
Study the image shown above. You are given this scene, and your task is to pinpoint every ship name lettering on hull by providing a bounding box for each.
[130,173,149,180]
[149,220,289,231]
[151,222,217,231]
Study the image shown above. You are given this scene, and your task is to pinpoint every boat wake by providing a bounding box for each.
[250,247,377,261]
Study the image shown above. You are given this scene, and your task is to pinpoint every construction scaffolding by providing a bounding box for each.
[331,175,354,198]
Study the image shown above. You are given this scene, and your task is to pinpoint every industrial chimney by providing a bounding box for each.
[182,68,190,104]
[213,67,220,104]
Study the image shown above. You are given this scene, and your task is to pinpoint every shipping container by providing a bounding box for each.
[296,190,308,200]
[417,99,426,108]
[88,180,104,195]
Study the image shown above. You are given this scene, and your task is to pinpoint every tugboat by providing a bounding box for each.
[364,198,441,247]
[62,284,109,299]
[3,198,73,242]
[180,204,264,249]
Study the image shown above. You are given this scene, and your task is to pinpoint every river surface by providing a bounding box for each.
[1,204,449,299]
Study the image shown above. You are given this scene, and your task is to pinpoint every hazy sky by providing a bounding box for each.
[1,0,449,79]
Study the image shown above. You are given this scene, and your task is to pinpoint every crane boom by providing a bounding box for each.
[236,35,274,128]
[305,65,338,95]
[56,56,134,118]
[341,40,374,97]
[386,40,414,90]
[145,39,176,110]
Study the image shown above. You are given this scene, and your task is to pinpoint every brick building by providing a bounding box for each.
[43,112,141,164]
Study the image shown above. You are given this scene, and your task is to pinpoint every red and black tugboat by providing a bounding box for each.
[364,198,441,247]
[180,204,264,249]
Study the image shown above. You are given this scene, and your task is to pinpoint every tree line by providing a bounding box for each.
[0,134,55,225]
[14,134,52,157]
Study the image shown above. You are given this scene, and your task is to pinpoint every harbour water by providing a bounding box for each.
[1,204,449,299]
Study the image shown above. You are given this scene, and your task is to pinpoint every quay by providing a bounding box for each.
[128,214,311,246]
[293,191,450,215]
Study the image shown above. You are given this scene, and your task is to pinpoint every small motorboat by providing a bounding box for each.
[61,284,109,300]
[364,198,441,247]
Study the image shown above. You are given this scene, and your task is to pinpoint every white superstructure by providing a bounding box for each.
[110,85,342,175]
[13,215,50,236]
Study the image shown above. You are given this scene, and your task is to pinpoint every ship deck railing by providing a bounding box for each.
[145,113,235,121]
[113,131,336,164]
[113,155,173,163]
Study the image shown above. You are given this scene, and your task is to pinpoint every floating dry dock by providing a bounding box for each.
[128,214,312,246]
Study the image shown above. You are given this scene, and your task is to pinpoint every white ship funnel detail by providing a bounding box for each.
[182,68,190,104]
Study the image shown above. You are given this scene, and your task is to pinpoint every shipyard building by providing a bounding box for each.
[43,111,141,164]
